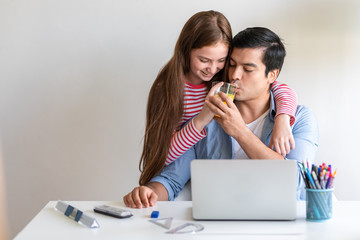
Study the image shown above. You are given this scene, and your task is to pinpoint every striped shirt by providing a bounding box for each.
[165,80,297,165]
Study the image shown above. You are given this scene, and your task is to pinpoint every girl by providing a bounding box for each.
[138,10,296,186]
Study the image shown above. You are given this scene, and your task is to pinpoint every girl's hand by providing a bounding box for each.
[269,114,295,156]
[193,82,224,131]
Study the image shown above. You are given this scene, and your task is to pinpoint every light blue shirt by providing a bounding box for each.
[151,93,319,200]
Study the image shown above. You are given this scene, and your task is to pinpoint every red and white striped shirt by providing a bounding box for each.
[165,80,297,165]
[271,81,297,126]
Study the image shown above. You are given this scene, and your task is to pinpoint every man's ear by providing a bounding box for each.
[267,69,279,84]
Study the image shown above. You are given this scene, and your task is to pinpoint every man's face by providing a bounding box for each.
[228,47,277,102]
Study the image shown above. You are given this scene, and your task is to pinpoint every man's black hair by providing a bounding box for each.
[232,27,286,76]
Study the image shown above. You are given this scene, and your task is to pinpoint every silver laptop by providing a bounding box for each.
[190,159,297,220]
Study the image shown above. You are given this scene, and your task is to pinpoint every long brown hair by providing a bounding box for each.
[139,10,232,185]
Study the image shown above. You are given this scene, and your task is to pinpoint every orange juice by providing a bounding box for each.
[212,82,236,117]
[214,93,235,117]
[214,93,235,103]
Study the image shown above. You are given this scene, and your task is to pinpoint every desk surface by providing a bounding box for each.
[14,201,360,240]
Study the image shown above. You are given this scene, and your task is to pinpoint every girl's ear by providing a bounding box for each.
[267,69,279,84]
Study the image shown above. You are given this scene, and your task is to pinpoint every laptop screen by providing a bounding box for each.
[190,159,298,220]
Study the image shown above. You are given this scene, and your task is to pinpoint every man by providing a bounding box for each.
[124,27,318,208]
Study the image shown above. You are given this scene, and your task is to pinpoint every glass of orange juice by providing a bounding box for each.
[212,81,236,102]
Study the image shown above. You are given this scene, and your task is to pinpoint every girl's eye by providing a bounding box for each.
[244,68,253,73]
[200,59,208,63]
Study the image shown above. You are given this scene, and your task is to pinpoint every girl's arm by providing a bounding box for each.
[165,82,221,165]
[270,81,298,156]
[271,81,297,126]
[165,119,206,165]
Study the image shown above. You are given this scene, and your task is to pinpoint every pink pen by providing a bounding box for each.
[325,171,330,183]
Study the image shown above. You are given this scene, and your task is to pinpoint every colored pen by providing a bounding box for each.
[325,171,330,182]
[328,176,335,189]
[311,171,321,189]
[306,170,316,189]
[319,169,325,189]
[325,175,332,189]
[302,161,307,173]
[329,170,337,189]
[307,160,310,171]
[312,165,317,175]
[300,169,310,188]
[300,162,337,190]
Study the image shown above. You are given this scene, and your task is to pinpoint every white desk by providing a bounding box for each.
[14,201,360,240]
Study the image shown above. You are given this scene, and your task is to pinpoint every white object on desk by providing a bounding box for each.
[191,160,298,220]
[54,201,100,228]
[14,201,360,240]
[148,217,173,229]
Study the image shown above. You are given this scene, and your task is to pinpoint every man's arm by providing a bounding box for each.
[232,126,284,159]
[124,143,196,208]
[123,182,168,209]
[284,106,319,163]
[149,146,195,200]
[206,92,284,159]
[284,106,319,199]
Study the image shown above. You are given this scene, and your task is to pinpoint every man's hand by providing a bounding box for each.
[269,114,295,156]
[205,91,246,138]
[123,186,158,209]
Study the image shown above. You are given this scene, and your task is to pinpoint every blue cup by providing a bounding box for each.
[306,188,333,222]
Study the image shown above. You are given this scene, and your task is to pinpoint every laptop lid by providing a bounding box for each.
[190,159,297,220]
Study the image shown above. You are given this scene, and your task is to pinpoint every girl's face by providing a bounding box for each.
[186,42,229,85]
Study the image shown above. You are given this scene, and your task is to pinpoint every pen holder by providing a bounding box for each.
[306,188,333,222]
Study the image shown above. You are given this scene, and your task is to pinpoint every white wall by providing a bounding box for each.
[1,0,359,237]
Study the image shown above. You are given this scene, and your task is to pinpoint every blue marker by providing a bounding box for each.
[306,170,316,189]
[326,176,332,189]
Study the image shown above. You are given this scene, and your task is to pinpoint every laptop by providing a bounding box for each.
[190,159,298,220]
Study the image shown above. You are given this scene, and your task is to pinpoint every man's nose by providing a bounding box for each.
[231,67,242,81]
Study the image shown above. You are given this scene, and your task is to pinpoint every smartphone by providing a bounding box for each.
[93,205,133,219]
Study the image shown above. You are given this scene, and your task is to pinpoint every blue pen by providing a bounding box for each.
[326,175,332,189]
[306,169,316,189]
